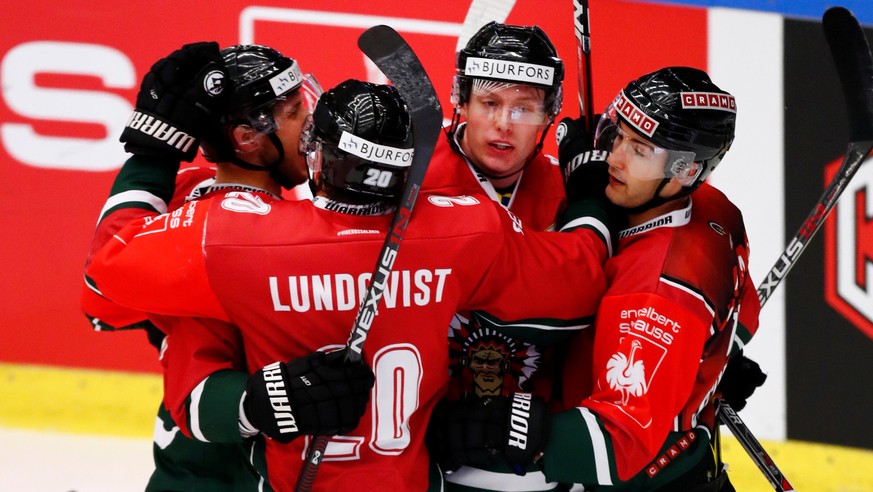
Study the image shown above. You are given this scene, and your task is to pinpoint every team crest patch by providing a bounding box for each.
[448,312,541,397]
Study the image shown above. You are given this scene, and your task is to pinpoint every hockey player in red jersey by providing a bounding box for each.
[546,67,758,490]
[424,21,566,229]
[84,71,620,490]
[81,42,322,491]
[429,67,759,491]
[422,22,576,490]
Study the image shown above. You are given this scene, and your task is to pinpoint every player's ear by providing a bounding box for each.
[232,125,261,154]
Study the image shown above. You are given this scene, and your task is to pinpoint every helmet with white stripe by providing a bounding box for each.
[300,79,413,200]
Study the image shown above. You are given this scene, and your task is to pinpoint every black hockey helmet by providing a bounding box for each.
[221,44,306,130]
[596,66,736,190]
[300,79,413,200]
[201,44,320,167]
[453,21,564,119]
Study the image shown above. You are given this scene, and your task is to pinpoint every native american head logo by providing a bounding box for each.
[448,312,540,397]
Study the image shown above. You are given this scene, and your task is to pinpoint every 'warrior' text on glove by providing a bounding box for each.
[120,41,228,162]
[426,393,548,476]
[242,350,375,443]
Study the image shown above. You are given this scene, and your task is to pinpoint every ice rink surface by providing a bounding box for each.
[0,428,153,492]
[3,425,873,492]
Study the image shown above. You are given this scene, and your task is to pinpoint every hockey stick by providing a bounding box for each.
[716,6,873,492]
[294,25,443,492]
[456,0,517,53]
[717,401,795,491]
[755,6,873,307]
[573,0,595,133]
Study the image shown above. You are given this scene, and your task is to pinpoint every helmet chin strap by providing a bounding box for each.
[228,133,292,188]
[621,177,694,215]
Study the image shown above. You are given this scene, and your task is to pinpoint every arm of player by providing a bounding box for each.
[84,198,228,320]
[82,41,226,328]
[540,293,709,486]
[729,255,760,357]
[555,115,625,257]
[81,155,182,330]
[464,203,609,328]
[154,315,249,441]
[82,164,217,331]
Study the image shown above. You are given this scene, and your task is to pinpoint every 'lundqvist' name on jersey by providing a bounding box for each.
[269,269,453,313]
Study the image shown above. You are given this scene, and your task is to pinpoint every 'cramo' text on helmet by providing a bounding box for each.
[300,79,414,201]
[597,66,737,191]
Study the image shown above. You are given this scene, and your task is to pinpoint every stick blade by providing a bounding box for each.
[358,26,442,117]
[823,6,873,142]
[358,25,444,195]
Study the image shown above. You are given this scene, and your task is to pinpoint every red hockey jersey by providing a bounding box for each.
[424,129,573,490]
[86,187,610,491]
[81,164,215,331]
[543,183,760,487]
[423,127,566,232]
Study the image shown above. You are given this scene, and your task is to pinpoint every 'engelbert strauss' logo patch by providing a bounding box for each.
[680,92,737,112]
[614,92,659,137]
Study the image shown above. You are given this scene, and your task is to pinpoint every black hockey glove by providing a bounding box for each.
[243,350,375,443]
[426,393,548,476]
[556,115,610,202]
[555,116,625,251]
[120,41,228,162]
[717,352,767,412]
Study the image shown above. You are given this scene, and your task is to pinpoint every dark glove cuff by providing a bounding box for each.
[559,199,623,257]
[503,393,549,475]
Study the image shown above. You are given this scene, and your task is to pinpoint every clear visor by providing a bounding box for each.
[595,110,700,184]
[466,79,549,125]
[245,73,323,135]
[299,73,323,114]
[299,114,322,174]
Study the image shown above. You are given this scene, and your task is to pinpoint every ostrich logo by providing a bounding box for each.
[605,339,648,404]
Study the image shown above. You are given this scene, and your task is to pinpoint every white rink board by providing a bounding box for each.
[708,8,787,440]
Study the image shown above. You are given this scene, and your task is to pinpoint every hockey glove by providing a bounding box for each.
[426,393,548,476]
[556,116,625,253]
[717,352,767,412]
[242,350,375,443]
[120,41,228,162]
[556,115,610,202]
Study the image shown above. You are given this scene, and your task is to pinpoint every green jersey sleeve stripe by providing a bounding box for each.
[98,189,168,223]
[580,407,614,486]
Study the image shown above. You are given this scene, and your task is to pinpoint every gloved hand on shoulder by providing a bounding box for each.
[555,116,625,254]
[241,349,375,443]
[120,41,229,162]
[426,393,548,476]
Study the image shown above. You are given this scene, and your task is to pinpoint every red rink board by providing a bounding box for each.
[0,0,706,372]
